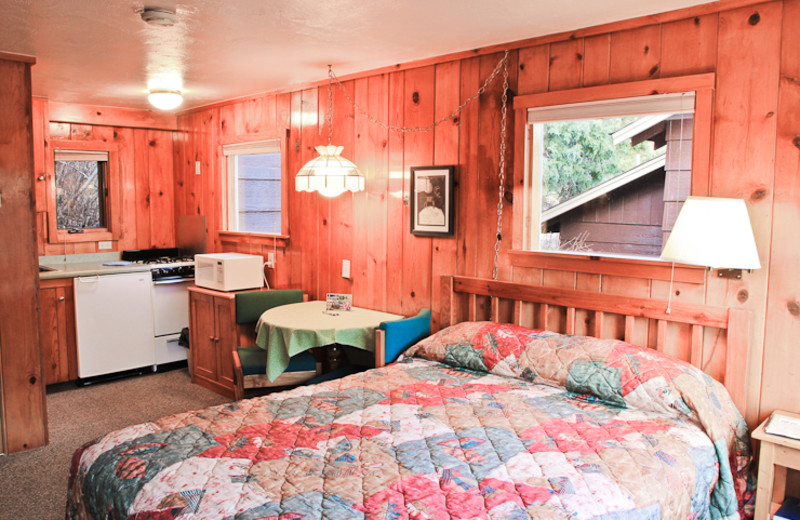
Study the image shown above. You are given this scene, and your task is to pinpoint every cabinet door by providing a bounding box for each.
[39,281,76,385]
[214,295,236,389]
[189,291,218,382]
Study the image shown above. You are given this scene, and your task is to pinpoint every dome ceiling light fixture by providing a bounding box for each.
[147,90,183,110]
[139,6,177,26]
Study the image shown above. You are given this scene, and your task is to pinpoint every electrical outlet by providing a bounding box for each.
[342,259,350,279]
[97,240,113,250]
[266,252,275,268]
[195,160,201,175]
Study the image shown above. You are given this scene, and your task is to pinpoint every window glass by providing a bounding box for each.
[526,93,694,258]
[54,150,108,230]
[223,139,282,235]
[234,153,281,233]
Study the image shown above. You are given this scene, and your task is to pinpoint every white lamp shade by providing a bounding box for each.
[148,90,183,110]
[661,196,760,269]
[295,145,365,197]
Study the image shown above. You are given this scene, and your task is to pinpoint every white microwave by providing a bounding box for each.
[194,253,264,292]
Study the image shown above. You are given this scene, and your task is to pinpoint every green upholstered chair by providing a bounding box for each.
[231,290,321,400]
[375,308,431,367]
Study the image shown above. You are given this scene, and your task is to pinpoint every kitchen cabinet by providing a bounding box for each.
[39,275,77,385]
[188,287,240,398]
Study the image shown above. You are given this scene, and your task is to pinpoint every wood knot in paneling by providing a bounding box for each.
[748,12,761,25]
[792,136,800,150]
[737,289,749,303]
[148,140,156,147]
[750,188,768,201]
[412,92,420,104]
[649,65,659,77]
[694,17,701,25]
[788,300,800,317]
[644,45,650,55]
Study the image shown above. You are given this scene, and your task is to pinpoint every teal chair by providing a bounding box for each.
[231,290,320,401]
[305,308,431,385]
[375,308,431,367]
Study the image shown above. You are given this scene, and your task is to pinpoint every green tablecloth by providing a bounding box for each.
[255,300,402,381]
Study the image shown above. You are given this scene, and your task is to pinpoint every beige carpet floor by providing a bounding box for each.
[0,367,230,520]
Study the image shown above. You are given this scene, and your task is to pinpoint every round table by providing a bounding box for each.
[255,300,401,381]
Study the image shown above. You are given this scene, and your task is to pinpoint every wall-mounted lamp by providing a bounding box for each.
[148,90,183,111]
[661,196,761,279]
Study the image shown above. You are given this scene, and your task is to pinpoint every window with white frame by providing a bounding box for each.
[524,92,695,259]
[222,139,283,235]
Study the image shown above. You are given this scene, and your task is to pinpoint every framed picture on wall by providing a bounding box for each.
[409,165,455,237]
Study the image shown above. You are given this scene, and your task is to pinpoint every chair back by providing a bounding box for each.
[379,308,431,364]
[234,289,303,325]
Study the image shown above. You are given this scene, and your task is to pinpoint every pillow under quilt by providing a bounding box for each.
[403,320,755,519]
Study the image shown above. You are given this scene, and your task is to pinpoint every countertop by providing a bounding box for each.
[39,252,151,280]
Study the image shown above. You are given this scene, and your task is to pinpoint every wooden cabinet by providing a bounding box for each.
[188,287,240,398]
[39,279,77,385]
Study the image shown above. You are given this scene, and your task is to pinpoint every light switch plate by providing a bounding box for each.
[98,240,113,250]
[342,259,351,279]
[195,161,201,175]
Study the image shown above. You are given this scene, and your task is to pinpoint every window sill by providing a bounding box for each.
[51,229,113,244]
[508,249,706,283]
[218,231,289,248]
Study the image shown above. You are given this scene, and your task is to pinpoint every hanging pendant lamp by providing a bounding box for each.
[296,66,364,197]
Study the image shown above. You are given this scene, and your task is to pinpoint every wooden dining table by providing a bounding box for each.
[255,300,402,381]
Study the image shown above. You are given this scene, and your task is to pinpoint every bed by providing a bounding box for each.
[67,275,755,519]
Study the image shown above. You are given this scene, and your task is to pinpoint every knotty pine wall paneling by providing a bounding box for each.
[708,3,781,422]
[386,71,407,316]
[174,0,800,428]
[762,0,800,418]
[401,66,435,317]
[430,61,461,330]
[33,101,176,254]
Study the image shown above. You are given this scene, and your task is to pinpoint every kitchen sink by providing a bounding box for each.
[38,265,57,272]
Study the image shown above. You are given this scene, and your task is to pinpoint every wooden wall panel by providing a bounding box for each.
[430,61,461,329]
[761,0,800,419]
[385,72,406,315]
[172,0,798,429]
[710,1,781,425]
[609,25,662,83]
[401,66,435,315]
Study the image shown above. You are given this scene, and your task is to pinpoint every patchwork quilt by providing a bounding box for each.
[67,322,754,519]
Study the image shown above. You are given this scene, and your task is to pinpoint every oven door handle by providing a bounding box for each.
[152,278,194,286]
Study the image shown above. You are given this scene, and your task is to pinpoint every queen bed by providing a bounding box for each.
[67,275,755,519]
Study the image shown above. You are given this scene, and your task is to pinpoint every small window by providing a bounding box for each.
[525,92,694,258]
[54,150,109,230]
[223,139,283,235]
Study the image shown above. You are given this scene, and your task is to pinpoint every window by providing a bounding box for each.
[524,91,696,259]
[54,149,108,230]
[222,138,285,235]
[48,141,120,243]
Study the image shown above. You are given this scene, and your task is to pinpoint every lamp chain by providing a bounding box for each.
[329,51,509,134]
[327,65,334,145]
[492,52,510,280]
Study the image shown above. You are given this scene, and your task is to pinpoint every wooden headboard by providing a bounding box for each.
[440,275,750,418]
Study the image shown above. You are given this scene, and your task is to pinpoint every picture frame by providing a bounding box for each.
[409,165,455,237]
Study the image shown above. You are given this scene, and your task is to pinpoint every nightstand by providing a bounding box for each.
[752,411,800,519]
